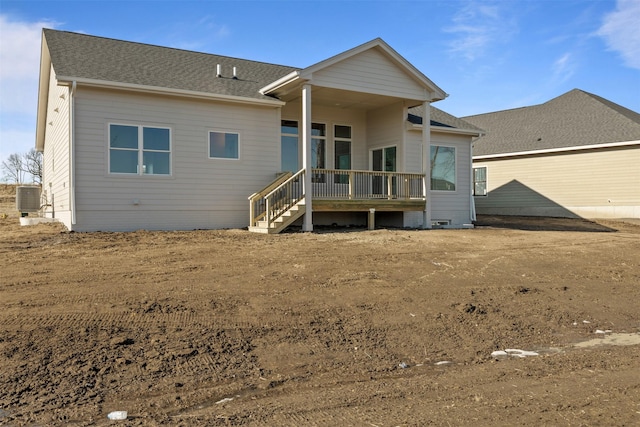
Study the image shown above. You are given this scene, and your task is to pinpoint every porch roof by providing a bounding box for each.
[408,105,484,136]
[260,38,448,107]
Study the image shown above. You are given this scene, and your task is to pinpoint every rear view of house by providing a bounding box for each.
[466,89,640,219]
[36,29,480,232]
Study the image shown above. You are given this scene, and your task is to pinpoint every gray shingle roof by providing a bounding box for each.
[464,89,640,157]
[43,29,298,101]
[43,29,476,129]
[408,105,483,131]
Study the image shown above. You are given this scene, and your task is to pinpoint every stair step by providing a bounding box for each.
[251,202,306,234]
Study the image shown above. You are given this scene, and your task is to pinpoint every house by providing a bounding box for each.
[465,89,640,219]
[36,29,481,232]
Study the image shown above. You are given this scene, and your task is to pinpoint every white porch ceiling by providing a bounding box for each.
[278,86,417,111]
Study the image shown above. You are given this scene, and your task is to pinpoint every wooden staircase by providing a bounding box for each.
[249,201,306,234]
[248,169,306,234]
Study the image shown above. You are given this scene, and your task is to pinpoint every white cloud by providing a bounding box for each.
[0,15,57,163]
[0,15,57,114]
[597,0,640,70]
[552,52,576,84]
[445,1,516,61]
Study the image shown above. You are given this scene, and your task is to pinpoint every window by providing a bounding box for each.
[430,145,456,191]
[334,125,351,184]
[209,131,239,159]
[280,120,328,176]
[312,123,326,182]
[311,123,326,169]
[281,120,298,173]
[109,124,170,175]
[473,166,487,196]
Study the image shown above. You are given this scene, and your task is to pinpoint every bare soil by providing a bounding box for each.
[1,184,639,426]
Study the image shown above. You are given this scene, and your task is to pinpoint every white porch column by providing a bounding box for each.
[302,84,313,232]
[422,101,432,229]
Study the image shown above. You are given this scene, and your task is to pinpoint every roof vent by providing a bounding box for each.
[232,66,238,79]
[216,64,222,78]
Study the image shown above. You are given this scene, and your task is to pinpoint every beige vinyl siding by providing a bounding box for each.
[403,129,473,227]
[72,87,281,231]
[366,103,405,169]
[474,145,640,218]
[42,66,72,226]
[429,132,473,226]
[312,48,426,101]
[402,123,425,228]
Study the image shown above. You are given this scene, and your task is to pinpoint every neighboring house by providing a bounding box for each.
[36,29,481,232]
[465,89,640,219]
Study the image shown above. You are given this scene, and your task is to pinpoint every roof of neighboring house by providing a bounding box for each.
[464,89,640,157]
[408,105,484,132]
[43,29,298,102]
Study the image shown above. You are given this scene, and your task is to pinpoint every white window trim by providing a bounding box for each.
[311,122,327,169]
[473,165,488,197]
[281,118,299,172]
[369,144,398,171]
[108,122,172,176]
[430,144,457,193]
[333,123,352,170]
[208,129,241,160]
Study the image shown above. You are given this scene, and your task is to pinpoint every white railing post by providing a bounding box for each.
[265,198,271,229]
[349,171,354,199]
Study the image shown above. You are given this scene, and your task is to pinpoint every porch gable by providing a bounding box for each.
[310,47,434,102]
[261,38,447,104]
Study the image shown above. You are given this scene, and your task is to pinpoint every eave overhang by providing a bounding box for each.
[407,122,483,137]
[259,70,303,96]
[55,76,286,107]
[473,140,640,160]
[35,33,52,152]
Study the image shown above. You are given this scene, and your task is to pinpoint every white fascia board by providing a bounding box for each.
[407,122,483,137]
[56,76,286,107]
[259,71,302,95]
[473,140,640,160]
[36,34,52,152]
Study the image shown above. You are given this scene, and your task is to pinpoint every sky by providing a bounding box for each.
[1,0,639,175]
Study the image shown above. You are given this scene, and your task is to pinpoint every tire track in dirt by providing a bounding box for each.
[0,312,259,330]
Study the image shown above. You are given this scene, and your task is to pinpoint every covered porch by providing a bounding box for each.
[249,38,447,233]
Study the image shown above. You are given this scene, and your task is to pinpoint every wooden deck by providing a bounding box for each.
[249,168,427,233]
[312,198,425,212]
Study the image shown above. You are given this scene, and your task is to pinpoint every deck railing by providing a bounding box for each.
[249,169,305,229]
[311,168,425,200]
[250,169,425,230]
[248,171,292,227]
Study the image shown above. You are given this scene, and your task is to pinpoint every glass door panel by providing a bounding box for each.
[372,147,396,197]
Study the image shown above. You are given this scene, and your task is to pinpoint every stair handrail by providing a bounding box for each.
[263,169,305,229]
[249,172,293,227]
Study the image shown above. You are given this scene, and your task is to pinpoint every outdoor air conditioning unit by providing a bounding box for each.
[16,186,41,213]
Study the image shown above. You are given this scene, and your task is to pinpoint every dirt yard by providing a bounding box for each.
[1,184,639,426]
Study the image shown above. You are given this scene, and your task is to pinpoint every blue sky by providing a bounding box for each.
[1,0,639,174]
